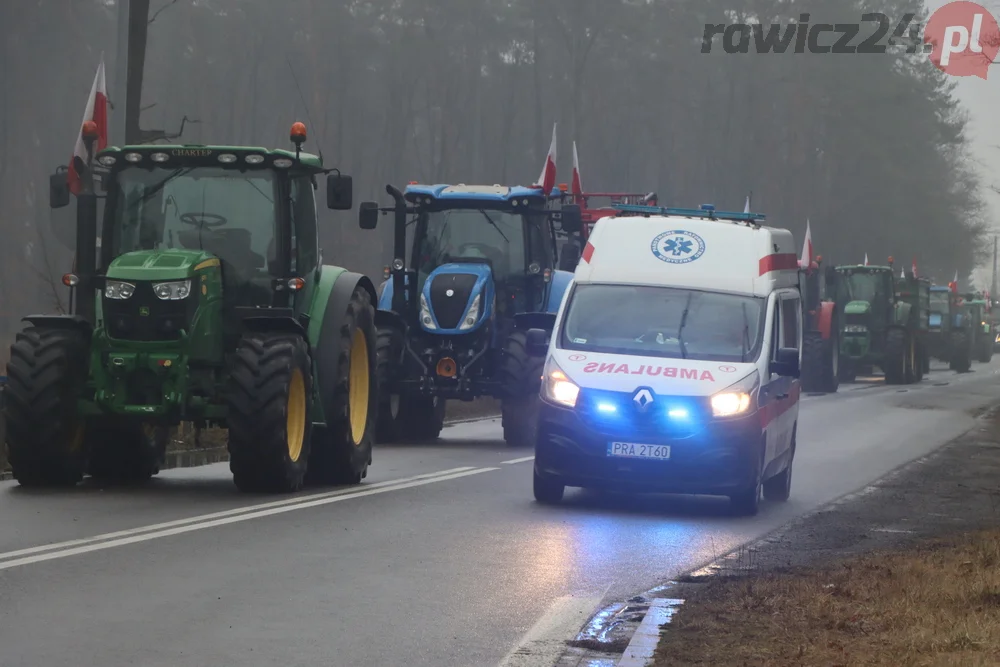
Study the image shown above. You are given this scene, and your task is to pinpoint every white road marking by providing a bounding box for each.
[501,456,535,465]
[0,467,495,570]
[496,594,603,667]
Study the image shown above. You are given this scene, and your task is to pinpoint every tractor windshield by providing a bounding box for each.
[559,284,766,363]
[843,272,888,304]
[414,207,529,285]
[930,291,951,313]
[108,166,278,280]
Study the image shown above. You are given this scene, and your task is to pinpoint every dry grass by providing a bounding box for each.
[656,529,1000,666]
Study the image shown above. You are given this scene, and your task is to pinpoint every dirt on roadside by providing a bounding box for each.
[654,406,1000,667]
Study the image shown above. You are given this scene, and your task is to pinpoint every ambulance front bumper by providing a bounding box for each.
[535,399,762,495]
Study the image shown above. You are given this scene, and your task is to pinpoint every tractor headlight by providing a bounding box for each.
[419,293,436,330]
[459,294,482,330]
[541,357,579,408]
[843,324,867,333]
[153,280,191,301]
[105,280,135,300]
[710,370,759,418]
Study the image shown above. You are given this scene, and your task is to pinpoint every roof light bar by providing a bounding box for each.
[612,203,767,223]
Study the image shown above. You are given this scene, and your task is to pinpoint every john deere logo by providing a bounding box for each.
[139,306,150,317]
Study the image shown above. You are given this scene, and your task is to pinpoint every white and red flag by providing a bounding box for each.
[864,253,869,266]
[571,140,583,196]
[912,257,918,278]
[799,219,813,268]
[535,122,557,193]
[68,58,109,195]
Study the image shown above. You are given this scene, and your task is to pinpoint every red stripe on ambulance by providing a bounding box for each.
[581,242,595,264]
[758,252,799,275]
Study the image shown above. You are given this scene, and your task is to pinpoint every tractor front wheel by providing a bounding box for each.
[883,328,908,384]
[227,332,313,493]
[87,421,169,484]
[500,330,545,447]
[5,326,89,487]
[950,332,972,373]
[373,326,444,442]
[306,286,377,486]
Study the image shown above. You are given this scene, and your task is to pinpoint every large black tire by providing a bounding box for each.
[903,332,918,384]
[800,331,839,393]
[883,328,908,385]
[306,286,377,485]
[374,326,404,442]
[5,326,89,487]
[499,330,545,447]
[227,332,313,493]
[533,469,565,504]
[763,432,794,502]
[977,333,993,363]
[838,359,857,384]
[950,331,972,372]
[87,422,169,484]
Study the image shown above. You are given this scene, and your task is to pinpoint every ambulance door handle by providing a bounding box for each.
[776,392,789,399]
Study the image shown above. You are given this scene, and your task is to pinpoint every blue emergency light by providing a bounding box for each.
[612,203,766,224]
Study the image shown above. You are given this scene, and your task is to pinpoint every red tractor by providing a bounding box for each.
[799,256,841,393]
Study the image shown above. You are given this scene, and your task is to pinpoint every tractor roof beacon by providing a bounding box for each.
[6,121,379,493]
[525,204,802,515]
[357,182,583,445]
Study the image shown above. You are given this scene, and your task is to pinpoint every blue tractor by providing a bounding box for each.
[358,183,583,444]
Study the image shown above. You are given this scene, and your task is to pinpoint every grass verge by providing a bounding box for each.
[656,529,1000,666]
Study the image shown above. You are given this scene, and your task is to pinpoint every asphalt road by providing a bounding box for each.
[1,362,999,667]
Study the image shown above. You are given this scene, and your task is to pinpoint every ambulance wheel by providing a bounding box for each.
[883,328,907,385]
[500,330,545,447]
[730,440,764,516]
[763,434,794,503]
[533,469,564,504]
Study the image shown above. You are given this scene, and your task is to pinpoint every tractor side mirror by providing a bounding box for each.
[771,347,800,378]
[558,243,581,272]
[560,204,582,234]
[49,170,70,209]
[359,201,379,230]
[525,328,549,357]
[326,173,353,210]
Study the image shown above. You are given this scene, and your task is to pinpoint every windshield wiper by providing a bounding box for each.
[676,292,694,360]
[740,302,751,362]
[479,210,509,243]
[137,167,195,205]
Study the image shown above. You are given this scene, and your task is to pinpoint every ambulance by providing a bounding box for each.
[524,204,802,516]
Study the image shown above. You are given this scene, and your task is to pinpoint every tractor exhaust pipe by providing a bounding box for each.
[386,184,408,318]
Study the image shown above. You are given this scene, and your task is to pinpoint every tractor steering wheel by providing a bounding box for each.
[180,212,228,228]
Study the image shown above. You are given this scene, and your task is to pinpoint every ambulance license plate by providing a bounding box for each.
[607,442,671,460]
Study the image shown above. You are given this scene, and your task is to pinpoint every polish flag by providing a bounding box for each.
[953,270,959,284]
[68,58,109,195]
[799,219,813,268]
[571,140,583,196]
[900,267,906,279]
[864,253,869,266]
[535,122,557,194]
[911,257,918,278]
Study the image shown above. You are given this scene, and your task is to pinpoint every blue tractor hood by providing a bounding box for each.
[419,262,495,334]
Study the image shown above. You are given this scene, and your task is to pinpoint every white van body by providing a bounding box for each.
[533,210,802,515]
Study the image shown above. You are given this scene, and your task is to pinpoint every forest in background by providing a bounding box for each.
[0,0,989,357]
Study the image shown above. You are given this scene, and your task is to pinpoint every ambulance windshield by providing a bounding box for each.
[560,284,766,363]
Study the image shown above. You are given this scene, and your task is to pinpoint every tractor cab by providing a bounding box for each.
[834,265,896,343]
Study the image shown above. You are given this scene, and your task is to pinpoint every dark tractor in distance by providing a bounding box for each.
[5,121,378,493]
[833,262,924,384]
[960,292,994,364]
[360,183,582,445]
[927,285,972,372]
[798,258,840,393]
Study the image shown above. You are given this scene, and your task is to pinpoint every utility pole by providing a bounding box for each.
[111,0,129,146]
[992,234,998,302]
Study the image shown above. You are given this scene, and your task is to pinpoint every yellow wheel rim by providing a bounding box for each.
[348,329,370,445]
[286,368,307,462]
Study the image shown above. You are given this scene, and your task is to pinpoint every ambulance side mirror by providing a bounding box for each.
[526,328,549,357]
[771,347,800,379]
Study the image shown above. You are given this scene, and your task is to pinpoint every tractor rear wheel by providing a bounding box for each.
[801,331,839,393]
[227,332,313,493]
[977,334,993,363]
[883,328,908,384]
[950,332,972,372]
[500,330,545,447]
[306,286,377,486]
[87,421,169,484]
[5,326,89,487]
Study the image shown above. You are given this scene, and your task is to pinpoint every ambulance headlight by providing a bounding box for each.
[710,370,759,418]
[458,294,481,330]
[419,293,436,330]
[541,357,579,408]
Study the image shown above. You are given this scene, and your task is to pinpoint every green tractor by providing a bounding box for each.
[833,261,924,384]
[5,121,378,493]
[926,285,972,372]
[960,292,994,363]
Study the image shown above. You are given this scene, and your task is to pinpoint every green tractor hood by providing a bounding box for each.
[105,249,218,282]
[844,300,871,316]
